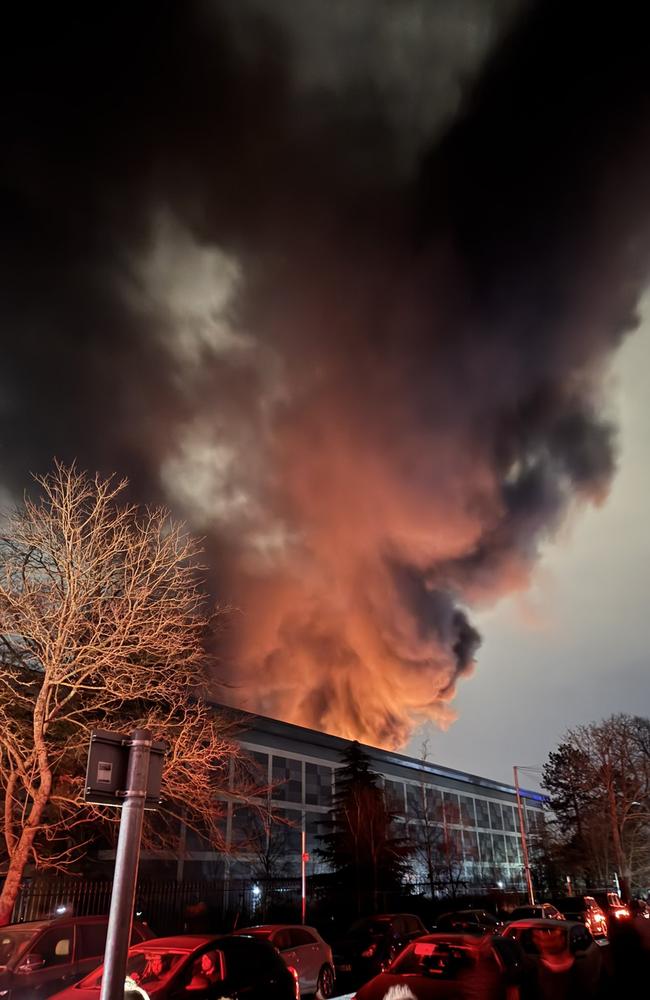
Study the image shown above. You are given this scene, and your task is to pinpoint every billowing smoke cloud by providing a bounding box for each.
[1,1,650,747]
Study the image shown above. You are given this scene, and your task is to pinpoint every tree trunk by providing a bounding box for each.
[607,780,631,901]
[0,833,35,926]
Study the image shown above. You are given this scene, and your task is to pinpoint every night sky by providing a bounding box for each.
[2,1,650,778]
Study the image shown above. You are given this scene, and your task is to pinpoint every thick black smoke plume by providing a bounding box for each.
[1,0,649,745]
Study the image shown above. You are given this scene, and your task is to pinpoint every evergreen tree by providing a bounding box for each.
[318,742,412,913]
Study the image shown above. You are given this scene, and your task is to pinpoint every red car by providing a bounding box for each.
[48,934,299,1000]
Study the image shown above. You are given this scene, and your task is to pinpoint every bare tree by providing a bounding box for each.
[543,715,650,899]
[409,743,466,899]
[0,463,255,924]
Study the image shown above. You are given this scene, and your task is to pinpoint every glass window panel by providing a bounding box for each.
[489,802,504,830]
[443,791,460,825]
[478,832,493,864]
[384,779,405,814]
[464,830,479,860]
[475,798,490,828]
[272,755,302,802]
[305,763,332,806]
[493,834,507,864]
[505,835,520,865]
[427,788,444,823]
[459,796,476,827]
[406,783,425,819]
[502,805,516,832]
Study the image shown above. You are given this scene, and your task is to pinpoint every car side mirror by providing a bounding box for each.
[18,953,46,973]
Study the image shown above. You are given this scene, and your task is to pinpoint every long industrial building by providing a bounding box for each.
[179,707,546,891]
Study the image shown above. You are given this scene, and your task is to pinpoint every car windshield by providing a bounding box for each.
[348,919,390,937]
[510,907,540,920]
[391,940,475,979]
[554,898,585,911]
[82,949,187,990]
[516,927,569,956]
[0,929,35,967]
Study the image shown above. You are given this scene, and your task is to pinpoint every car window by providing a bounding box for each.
[221,938,279,979]
[83,948,186,989]
[479,913,497,925]
[289,928,316,947]
[273,929,293,951]
[517,927,569,956]
[77,922,109,960]
[570,927,593,952]
[0,929,35,966]
[392,940,475,979]
[31,927,74,967]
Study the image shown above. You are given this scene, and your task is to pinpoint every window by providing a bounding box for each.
[502,805,516,832]
[305,763,332,806]
[271,756,302,802]
[384,779,405,814]
[493,835,507,864]
[443,791,460,825]
[273,930,293,951]
[459,796,476,827]
[489,802,504,831]
[505,835,520,865]
[77,922,108,960]
[427,788,444,823]
[31,927,73,967]
[478,832,493,863]
[464,830,479,860]
[289,928,316,947]
[474,798,490,828]
[406,783,425,819]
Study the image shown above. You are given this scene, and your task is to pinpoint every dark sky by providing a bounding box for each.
[2,1,650,770]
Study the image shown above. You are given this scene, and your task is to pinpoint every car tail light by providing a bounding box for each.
[362,943,377,958]
[287,965,300,999]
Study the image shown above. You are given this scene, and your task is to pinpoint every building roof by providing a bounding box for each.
[215,702,546,805]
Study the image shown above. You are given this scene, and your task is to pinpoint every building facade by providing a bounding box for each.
[179,708,546,893]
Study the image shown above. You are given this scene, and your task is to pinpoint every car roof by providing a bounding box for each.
[132,934,221,951]
[411,933,482,947]
[2,915,113,932]
[235,924,319,933]
[506,918,582,929]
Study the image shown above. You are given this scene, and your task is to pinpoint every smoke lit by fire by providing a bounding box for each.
[2,1,650,746]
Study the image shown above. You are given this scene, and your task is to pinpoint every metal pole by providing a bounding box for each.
[301,829,307,925]
[100,730,152,1000]
[513,766,535,906]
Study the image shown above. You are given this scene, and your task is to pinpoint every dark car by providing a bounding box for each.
[333,913,428,988]
[353,933,526,1000]
[502,918,606,998]
[233,924,335,997]
[49,933,298,1000]
[0,915,152,1000]
[508,903,564,922]
[434,909,501,936]
[630,898,650,919]
[590,891,630,929]
[551,896,608,937]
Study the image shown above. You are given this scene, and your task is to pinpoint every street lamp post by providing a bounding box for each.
[513,766,535,906]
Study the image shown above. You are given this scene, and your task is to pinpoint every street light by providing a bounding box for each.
[513,766,535,906]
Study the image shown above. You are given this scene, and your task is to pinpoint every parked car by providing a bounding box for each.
[352,933,526,1000]
[333,913,428,988]
[433,909,501,935]
[0,914,152,1000]
[48,933,299,1000]
[551,895,608,937]
[590,891,630,928]
[630,897,650,919]
[507,903,564,922]
[233,924,335,997]
[502,919,606,997]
